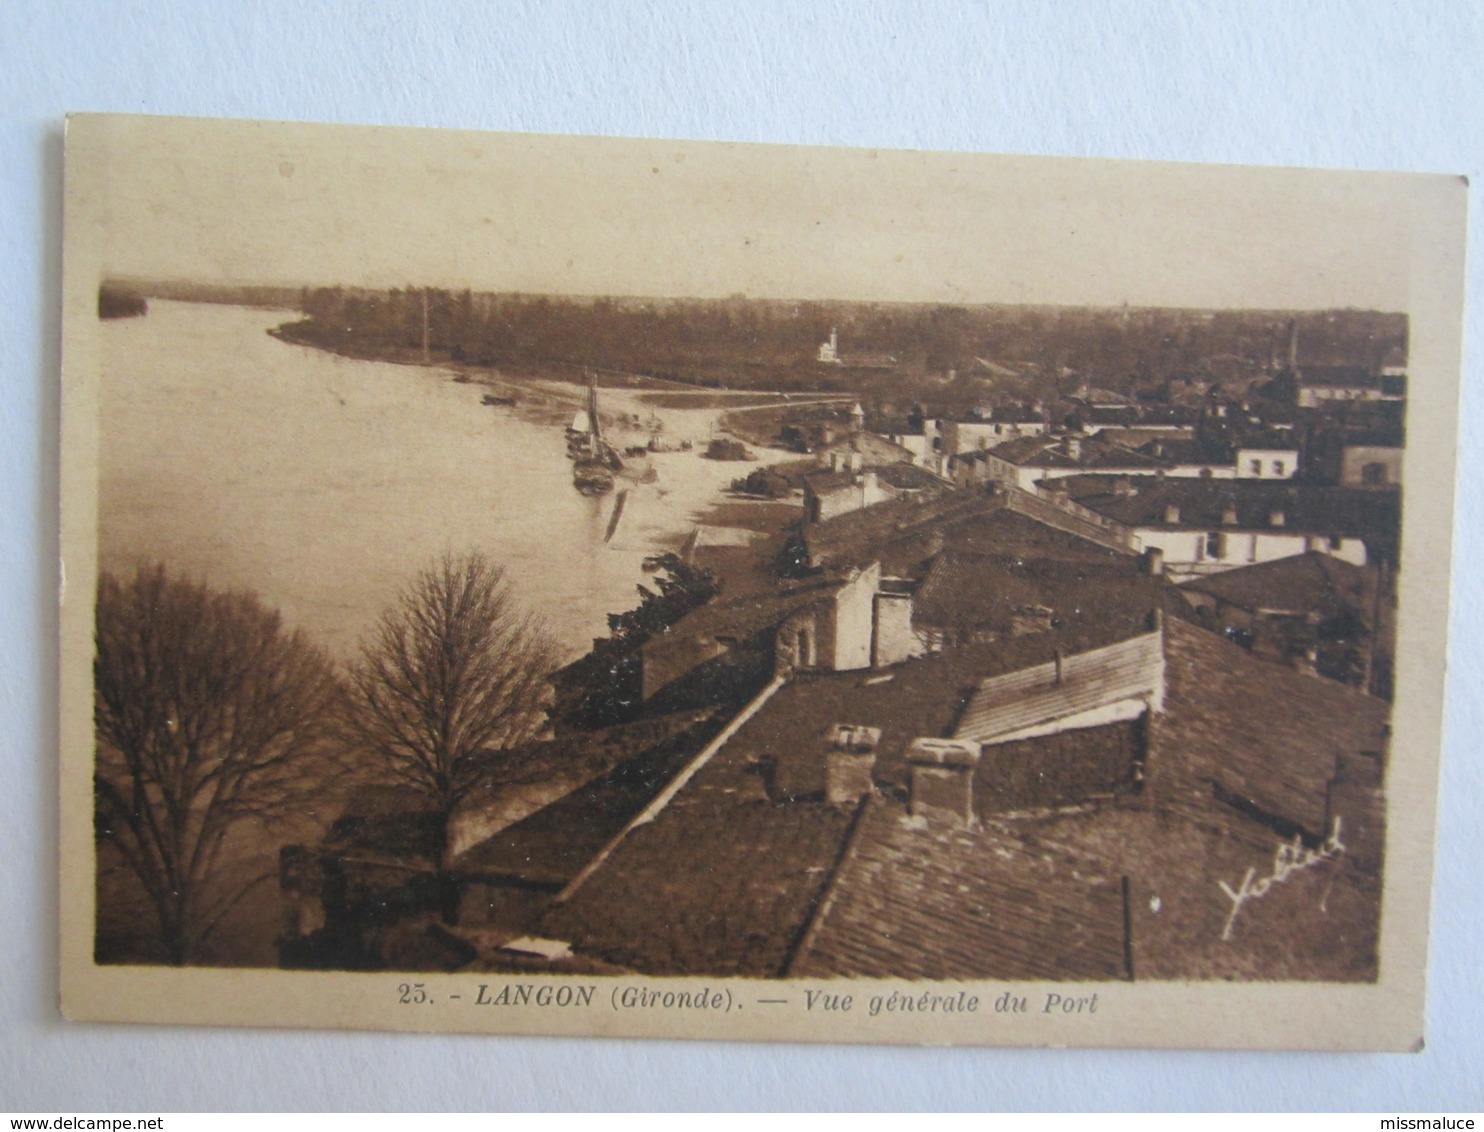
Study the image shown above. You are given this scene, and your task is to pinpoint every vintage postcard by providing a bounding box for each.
[58,114,1465,1049]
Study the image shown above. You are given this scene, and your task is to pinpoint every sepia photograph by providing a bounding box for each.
[58,114,1465,1048]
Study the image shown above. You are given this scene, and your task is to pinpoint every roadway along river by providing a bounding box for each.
[98,300,711,660]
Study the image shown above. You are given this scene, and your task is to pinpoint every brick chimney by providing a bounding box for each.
[905,737,981,826]
[1163,504,1181,525]
[1142,546,1165,576]
[825,724,881,805]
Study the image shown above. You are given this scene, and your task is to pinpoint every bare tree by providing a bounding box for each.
[94,565,339,965]
[340,552,561,918]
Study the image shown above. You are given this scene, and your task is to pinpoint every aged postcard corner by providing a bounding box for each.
[57,112,1466,1051]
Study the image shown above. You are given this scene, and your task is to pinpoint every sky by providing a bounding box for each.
[74,113,1459,312]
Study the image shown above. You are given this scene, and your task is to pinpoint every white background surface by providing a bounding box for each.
[2,0,1481,1111]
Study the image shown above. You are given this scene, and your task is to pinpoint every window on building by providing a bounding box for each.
[1205,531,1223,560]
[1362,462,1387,485]
[1249,459,1262,476]
[1272,460,1286,476]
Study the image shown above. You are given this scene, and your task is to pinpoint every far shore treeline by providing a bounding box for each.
[264,285,1406,409]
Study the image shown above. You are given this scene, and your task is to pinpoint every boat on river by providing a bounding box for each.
[570,372,620,495]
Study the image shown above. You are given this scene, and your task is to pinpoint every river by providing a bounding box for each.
[98,300,741,661]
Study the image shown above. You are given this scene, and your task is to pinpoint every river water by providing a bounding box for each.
[98,301,710,660]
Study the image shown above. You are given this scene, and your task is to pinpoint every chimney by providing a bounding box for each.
[905,737,981,826]
[1163,504,1181,525]
[825,724,881,806]
[1142,546,1165,576]
[848,449,864,472]
[829,451,841,472]
[1287,319,1299,369]
[1268,508,1286,527]
[1114,476,1136,497]
[861,469,879,498]
[1221,500,1239,526]
[1064,436,1083,461]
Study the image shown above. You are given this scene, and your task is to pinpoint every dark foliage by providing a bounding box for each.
[703,438,751,461]
[339,552,561,920]
[552,555,721,729]
[606,554,720,649]
[94,565,338,964]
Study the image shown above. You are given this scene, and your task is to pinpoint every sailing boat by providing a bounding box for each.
[572,371,619,496]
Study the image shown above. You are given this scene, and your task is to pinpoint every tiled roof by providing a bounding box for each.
[911,551,1045,628]
[538,629,1164,975]
[1085,406,1139,426]
[802,485,1146,577]
[801,469,859,493]
[1074,387,1133,406]
[984,435,1062,464]
[875,462,948,490]
[789,802,1127,980]
[804,463,947,495]
[453,711,724,886]
[814,431,915,463]
[650,579,840,647]
[955,631,1164,743]
[537,723,860,974]
[1152,617,1389,836]
[1094,428,1193,449]
[911,550,1171,639]
[1055,477,1400,550]
[1134,437,1232,465]
[1178,550,1370,618]
[537,615,1388,978]
[1233,429,1301,451]
[937,615,1390,838]
[801,488,1004,570]
[988,404,1047,424]
[988,436,1169,471]
[1136,405,1203,426]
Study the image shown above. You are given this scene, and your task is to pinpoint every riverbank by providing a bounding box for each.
[270,317,820,555]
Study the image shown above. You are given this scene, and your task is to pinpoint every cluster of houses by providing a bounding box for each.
[279,337,1403,982]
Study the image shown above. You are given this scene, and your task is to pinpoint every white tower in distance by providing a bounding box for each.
[818,327,841,364]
